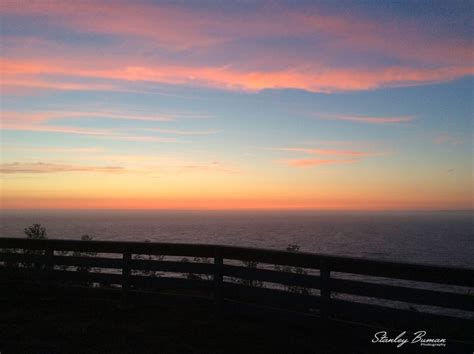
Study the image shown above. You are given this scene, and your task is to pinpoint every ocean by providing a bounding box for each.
[1,210,472,268]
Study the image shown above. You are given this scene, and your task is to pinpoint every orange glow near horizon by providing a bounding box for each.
[3,196,472,211]
[2,168,471,211]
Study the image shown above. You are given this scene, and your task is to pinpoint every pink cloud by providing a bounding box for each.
[2,146,103,153]
[0,109,212,127]
[1,122,178,143]
[300,140,384,149]
[0,110,213,142]
[270,147,374,156]
[1,0,473,95]
[2,110,173,123]
[2,57,472,94]
[1,76,122,93]
[0,162,124,174]
[280,158,358,167]
[270,142,386,168]
[0,2,223,50]
[2,1,471,66]
[142,128,218,135]
[1,122,115,136]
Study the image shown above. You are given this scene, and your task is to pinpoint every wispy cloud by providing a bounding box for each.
[2,1,471,65]
[269,147,374,156]
[106,135,178,143]
[300,140,384,149]
[179,161,235,174]
[1,123,179,143]
[2,57,472,94]
[1,110,176,124]
[69,153,237,174]
[0,162,125,174]
[317,113,415,124]
[1,146,103,153]
[279,158,358,167]
[1,110,201,142]
[1,0,473,95]
[1,110,215,142]
[0,2,224,51]
[270,143,385,168]
[2,123,116,136]
[433,133,464,145]
[1,76,123,94]
[140,128,219,135]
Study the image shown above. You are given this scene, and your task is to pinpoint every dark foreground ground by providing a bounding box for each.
[0,285,472,354]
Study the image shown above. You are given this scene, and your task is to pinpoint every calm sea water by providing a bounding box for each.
[1,210,472,268]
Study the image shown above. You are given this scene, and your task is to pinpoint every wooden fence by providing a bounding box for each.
[0,237,473,333]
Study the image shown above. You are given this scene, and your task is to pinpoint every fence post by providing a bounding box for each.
[214,247,223,318]
[44,245,53,270]
[45,244,54,288]
[121,250,131,308]
[320,258,331,319]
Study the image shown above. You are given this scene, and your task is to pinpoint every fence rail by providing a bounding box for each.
[1,237,473,330]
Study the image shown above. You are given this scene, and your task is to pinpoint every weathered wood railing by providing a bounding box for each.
[1,237,473,332]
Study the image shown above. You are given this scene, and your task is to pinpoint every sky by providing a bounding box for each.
[0,0,472,210]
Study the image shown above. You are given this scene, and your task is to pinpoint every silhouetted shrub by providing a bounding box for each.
[0,224,48,269]
[22,224,48,269]
[24,224,47,239]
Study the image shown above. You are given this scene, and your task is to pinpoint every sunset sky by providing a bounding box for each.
[1,0,472,210]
